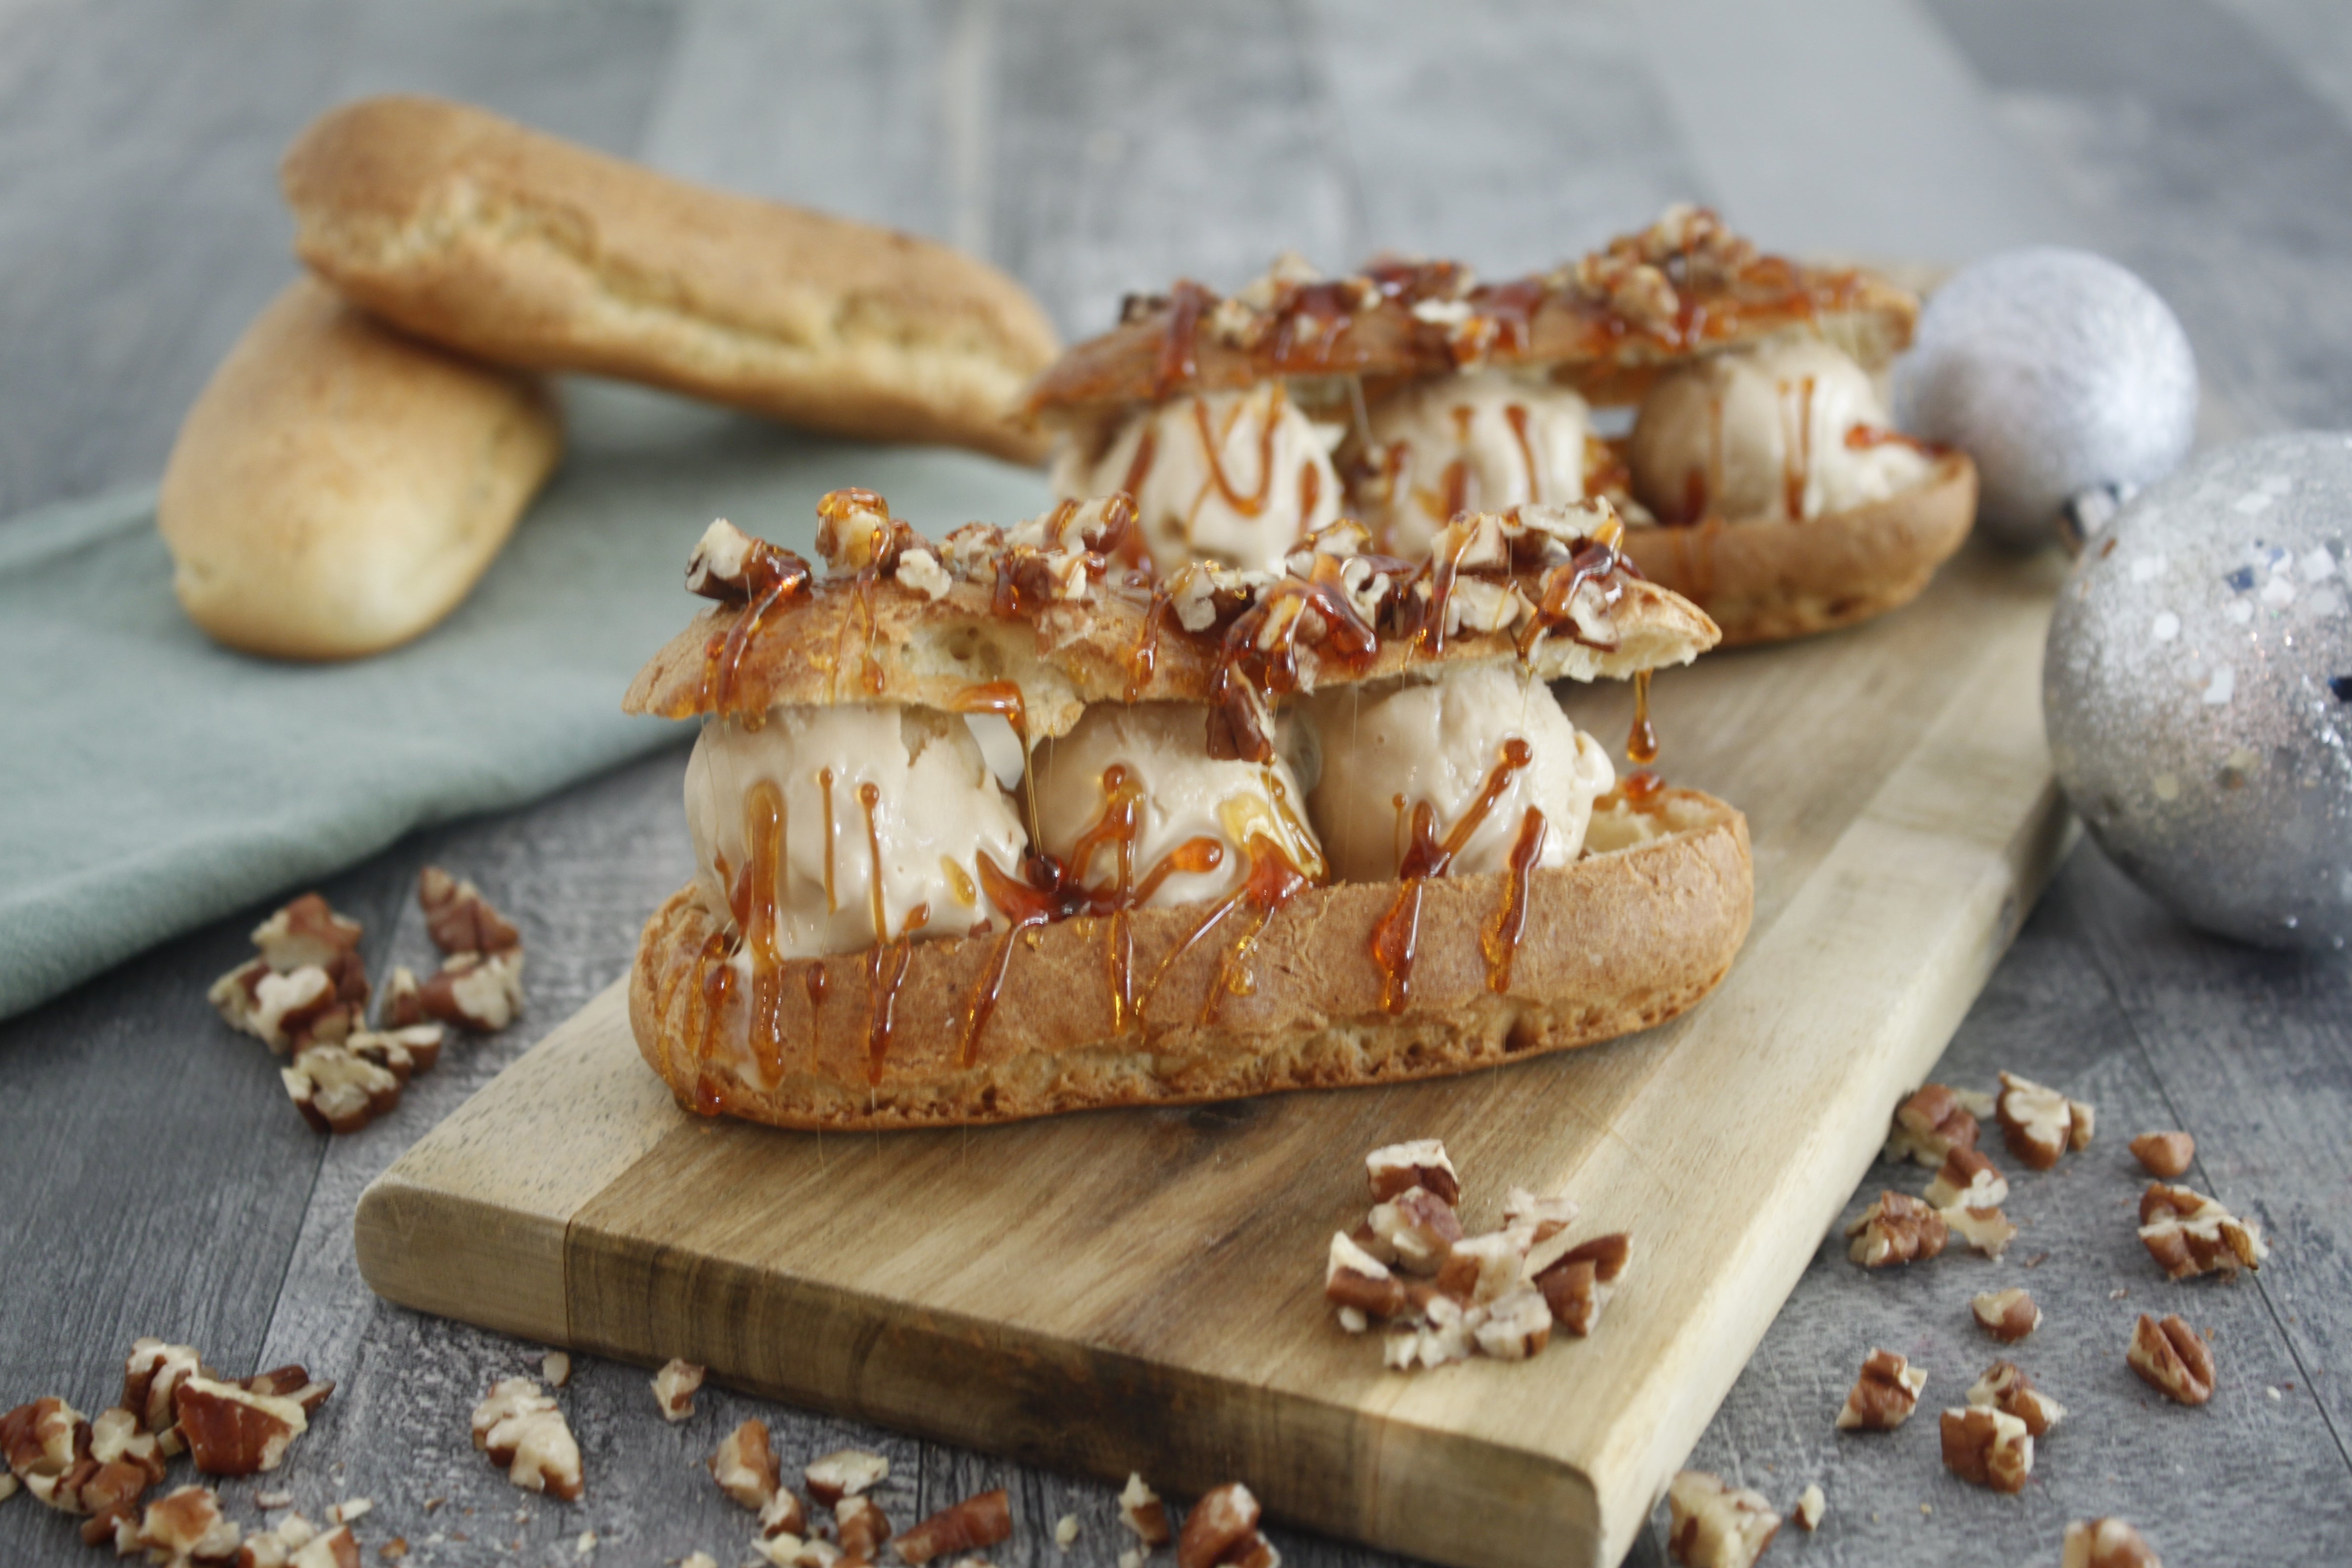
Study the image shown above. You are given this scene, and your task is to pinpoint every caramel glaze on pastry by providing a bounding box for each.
[1024,206,1975,645]
[624,487,1751,1130]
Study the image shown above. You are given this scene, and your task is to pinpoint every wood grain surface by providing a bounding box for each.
[4,1,2351,1565]
[353,541,2068,1568]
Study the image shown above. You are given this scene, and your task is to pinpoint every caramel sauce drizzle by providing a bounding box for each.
[1480,806,1549,994]
[1627,669,1659,766]
[1779,373,1816,520]
[1124,585,1170,702]
[950,681,1039,845]
[1846,423,1945,457]
[741,779,790,1081]
[1120,424,1159,501]
[697,543,814,713]
[858,780,888,945]
[1136,834,1313,1028]
[1369,736,1533,1013]
[1298,458,1321,525]
[1153,280,1214,398]
[692,930,735,1117]
[1191,382,1287,518]
[1505,403,1540,502]
[819,768,838,913]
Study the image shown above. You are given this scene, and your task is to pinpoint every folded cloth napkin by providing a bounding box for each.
[0,384,1049,1021]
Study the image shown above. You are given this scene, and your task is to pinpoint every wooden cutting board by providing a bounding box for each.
[357,541,2070,1568]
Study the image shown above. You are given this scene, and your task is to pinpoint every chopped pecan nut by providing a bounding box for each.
[1433,1231,1523,1306]
[1499,1186,1578,1245]
[470,1378,582,1501]
[759,1488,809,1540]
[174,1374,320,1475]
[1791,1485,1824,1533]
[123,1337,205,1458]
[1939,1405,2032,1492]
[1924,1147,2008,1210]
[130,1484,244,1563]
[2062,1518,2163,1568]
[1845,1191,1947,1267]
[710,1419,780,1511]
[1365,1140,1459,1206]
[2129,1132,2195,1180]
[687,518,813,604]
[417,867,521,956]
[1176,1482,1264,1568]
[282,1044,404,1134]
[1529,1231,1630,1336]
[235,1509,324,1568]
[1364,1187,1462,1275]
[836,1494,894,1563]
[1971,1287,2042,1343]
[252,894,363,972]
[1325,1232,1406,1319]
[805,1450,889,1506]
[2138,1182,2267,1279]
[893,1489,1011,1564]
[1967,1360,2065,1437]
[1942,1202,2018,1261]
[1996,1072,2075,1170]
[540,1351,572,1389]
[1890,1084,1980,1169]
[1470,1287,1552,1360]
[1835,1350,1925,1431]
[651,1358,704,1421]
[2126,1314,2214,1406]
[345,1023,445,1080]
[383,948,524,1033]
[1118,1473,1171,1547]
[2,1396,85,1490]
[90,1406,168,1483]
[213,960,366,1055]
[0,1474,15,1503]
[1665,1470,1780,1568]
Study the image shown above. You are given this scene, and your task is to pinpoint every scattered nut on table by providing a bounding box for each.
[1835,1349,1926,1431]
[805,1449,889,1505]
[893,1488,1011,1565]
[711,1419,781,1511]
[1791,1483,1824,1532]
[1846,1191,1947,1267]
[1996,1072,2086,1170]
[1176,1482,1276,1568]
[1118,1472,1171,1546]
[1971,1287,2042,1343]
[470,1377,582,1500]
[2063,1517,2163,1567]
[1966,1360,2065,1437]
[2127,1314,2216,1406]
[651,1358,705,1421]
[1665,1470,1780,1568]
[1886,1082,1981,1168]
[2138,1183,2267,1279]
[2128,1132,2194,1180]
[1939,1405,2033,1493]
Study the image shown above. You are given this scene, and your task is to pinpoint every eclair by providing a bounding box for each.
[1022,205,1977,645]
[623,487,1752,1131]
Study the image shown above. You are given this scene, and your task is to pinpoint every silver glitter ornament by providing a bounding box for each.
[1895,248,2198,550]
[2045,433,2352,950]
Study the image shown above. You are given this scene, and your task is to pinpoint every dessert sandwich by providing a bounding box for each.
[1024,205,1977,645]
[623,487,1753,1131]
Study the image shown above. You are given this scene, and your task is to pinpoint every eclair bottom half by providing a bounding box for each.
[630,788,1752,1131]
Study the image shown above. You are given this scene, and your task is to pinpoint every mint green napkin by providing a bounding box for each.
[0,385,1050,1021]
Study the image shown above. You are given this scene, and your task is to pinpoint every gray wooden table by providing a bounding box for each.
[4,1,2349,1563]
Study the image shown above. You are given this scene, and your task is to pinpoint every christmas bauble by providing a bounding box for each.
[1895,248,2198,550]
[2045,433,2352,950]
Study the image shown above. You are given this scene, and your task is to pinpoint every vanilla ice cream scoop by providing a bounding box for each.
[1052,382,1342,574]
[1029,702,1324,910]
[1627,335,1932,523]
[1360,371,1592,555]
[685,703,1029,957]
[1299,663,1615,884]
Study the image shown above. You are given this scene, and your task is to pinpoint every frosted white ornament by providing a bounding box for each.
[1895,248,2198,550]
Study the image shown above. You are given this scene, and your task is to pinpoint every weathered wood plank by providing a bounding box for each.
[0,0,676,523]
[988,0,1357,335]
[1642,844,2352,1564]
